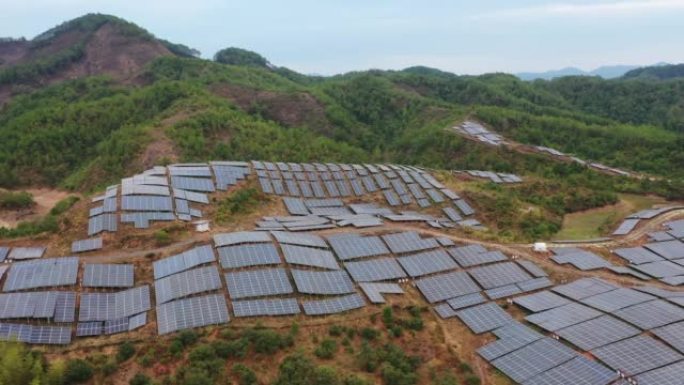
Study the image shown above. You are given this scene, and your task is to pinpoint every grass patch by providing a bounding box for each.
[553,193,665,240]
[214,187,268,224]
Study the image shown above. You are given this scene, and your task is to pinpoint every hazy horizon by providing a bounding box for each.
[1,0,683,76]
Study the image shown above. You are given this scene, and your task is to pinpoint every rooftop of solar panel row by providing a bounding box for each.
[467,261,533,290]
[397,249,458,277]
[513,290,572,312]
[225,268,293,299]
[0,323,72,345]
[217,243,281,269]
[555,314,641,351]
[83,264,134,288]
[579,287,656,312]
[153,245,216,279]
[551,249,613,270]
[71,237,103,253]
[79,286,151,322]
[613,246,664,264]
[281,244,339,270]
[213,231,271,247]
[630,260,684,278]
[490,338,578,384]
[612,299,684,330]
[416,270,481,303]
[523,356,616,385]
[525,302,603,332]
[591,335,683,376]
[3,257,79,292]
[7,246,46,260]
[326,234,390,260]
[302,293,365,315]
[644,240,684,260]
[381,231,439,254]
[344,258,407,282]
[551,277,617,300]
[157,294,230,335]
[233,298,301,318]
[155,266,223,304]
[291,269,355,295]
[456,302,513,334]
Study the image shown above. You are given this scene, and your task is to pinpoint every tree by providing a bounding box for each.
[214,47,270,67]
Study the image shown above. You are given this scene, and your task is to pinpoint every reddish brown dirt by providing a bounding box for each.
[0,188,74,228]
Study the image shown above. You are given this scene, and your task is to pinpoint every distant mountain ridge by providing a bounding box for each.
[516,63,668,81]
[623,63,684,80]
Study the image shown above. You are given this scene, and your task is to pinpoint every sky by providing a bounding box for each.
[1,0,684,75]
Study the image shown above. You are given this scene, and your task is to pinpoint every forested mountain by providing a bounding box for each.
[623,63,684,80]
[0,14,682,200]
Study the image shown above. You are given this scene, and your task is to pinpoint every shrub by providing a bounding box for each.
[329,325,344,337]
[315,339,338,359]
[154,230,171,245]
[130,373,153,385]
[464,375,481,385]
[212,338,249,359]
[0,191,34,209]
[360,328,379,341]
[117,341,136,362]
[64,359,94,384]
[232,364,257,385]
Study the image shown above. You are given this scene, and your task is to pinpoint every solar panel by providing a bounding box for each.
[283,198,309,215]
[358,282,404,303]
[613,299,684,330]
[157,294,230,335]
[652,321,684,354]
[416,271,481,303]
[551,250,612,270]
[271,231,327,248]
[83,264,134,288]
[281,244,339,270]
[344,258,407,282]
[468,262,532,289]
[153,245,216,279]
[0,323,71,345]
[77,322,103,337]
[525,302,603,332]
[291,269,355,295]
[225,268,293,299]
[397,249,458,277]
[79,286,151,321]
[523,356,617,385]
[485,284,522,300]
[614,247,664,265]
[0,292,68,319]
[128,312,147,331]
[121,195,173,211]
[232,298,301,317]
[104,318,129,335]
[170,176,215,192]
[71,237,103,253]
[8,247,46,260]
[120,212,175,228]
[631,260,684,278]
[580,288,655,312]
[514,290,571,312]
[3,257,79,292]
[218,243,281,269]
[591,335,683,375]
[477,322,543,361]
[0,247,8,262]
[214,231,271,247]
[453,199,475,216]
[172,188,209,204]
[491,338,577,383]
[88,213,118,235]
[327,234,390,260]
[155,266,222,304]
[446,292,486,310]
[383,190,401,206]
[552,278,617,300]
[449,247,506,267]
[517,260,548,278]
[434,303,457,319]
[425,189,445,203]
[302,293,365,315]
[456,302,513,334]
[556,315,641,351]
[644,240,684,260]
[635,361,684,385]
[612,218,640,235]
[381,231,439,254]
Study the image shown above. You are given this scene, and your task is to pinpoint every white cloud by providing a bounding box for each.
[472,0,684,20]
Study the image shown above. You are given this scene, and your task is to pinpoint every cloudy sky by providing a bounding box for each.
[1,0,683,75]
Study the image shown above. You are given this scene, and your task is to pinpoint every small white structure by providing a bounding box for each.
[194,220,210,233]
[533,242,547,252]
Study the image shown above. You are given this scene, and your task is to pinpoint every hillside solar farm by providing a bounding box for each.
[1,159,683,385]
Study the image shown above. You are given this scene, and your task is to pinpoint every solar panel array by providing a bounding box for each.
[155,266,222,304]
[218,243,281,269]
[327,234,390,260]
[291,269,355,295]
[232,298,301,317]
[302,293,365,315]
[4,257,79,292]
[71,237,103,253]
[225,268,293,299]
[8,247,46,260]
[157,294,229,335]
[79,286,151,321]
[83,264,134,288]
[381,231,439,254]
[281,244,339,270]
[591,335,683,375]
[456,302,513,334]
[397,249,457,277]
[358,282,404,303]
[0,323,71,345]
[153,245,216,279]
[551,248,613,271]
[468,262,533,289]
